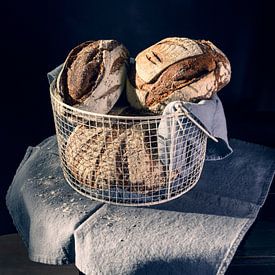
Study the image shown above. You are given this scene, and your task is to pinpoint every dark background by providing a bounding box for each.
[1,0,274,236]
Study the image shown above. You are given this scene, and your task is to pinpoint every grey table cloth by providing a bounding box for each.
[6,136,275,275]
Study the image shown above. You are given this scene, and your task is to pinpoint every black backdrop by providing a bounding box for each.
[1,0,274,235]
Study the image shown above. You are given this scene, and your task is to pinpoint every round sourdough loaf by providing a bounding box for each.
[64,124,167,192]
[126,37,231,113]
[57,40,129,114]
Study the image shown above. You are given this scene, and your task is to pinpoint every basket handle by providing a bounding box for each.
[173,103,219,143]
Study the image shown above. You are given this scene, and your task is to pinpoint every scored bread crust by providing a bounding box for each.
[57,40,130,114]
[64,125,167,192]
[126,37,231,113]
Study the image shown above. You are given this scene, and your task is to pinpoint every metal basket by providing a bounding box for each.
[50,87,208,206]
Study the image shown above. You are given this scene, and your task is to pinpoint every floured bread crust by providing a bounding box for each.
[57,40,129,114]
[127,37,231,113]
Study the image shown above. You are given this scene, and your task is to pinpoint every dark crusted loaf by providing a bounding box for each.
[57,40,129,114]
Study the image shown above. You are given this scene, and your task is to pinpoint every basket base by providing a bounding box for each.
[63,172,200,206]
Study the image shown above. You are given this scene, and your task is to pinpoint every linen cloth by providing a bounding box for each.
[6,136,275,274]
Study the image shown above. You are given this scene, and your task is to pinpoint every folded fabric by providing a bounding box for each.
[6,136,275,275]
[158,95,233,170]
[47,64,63,85]
[6,137,104,264]
[74,139,274,275]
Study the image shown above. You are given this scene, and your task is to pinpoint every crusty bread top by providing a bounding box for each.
[127,37,231,110]
[58,40,129,105]
[135,37,203,83]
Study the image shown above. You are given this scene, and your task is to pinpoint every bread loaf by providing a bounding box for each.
[64,124,167,192]
[126,37,231,113]
[57,40,129,114]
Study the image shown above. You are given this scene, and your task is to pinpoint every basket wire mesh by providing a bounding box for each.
[50,87,208,206]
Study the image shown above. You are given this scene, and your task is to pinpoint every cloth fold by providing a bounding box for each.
[74,139,274,275]
[6,137,104,264]
[6,136,275,274]
[158,95,233,166]
[47,64,63,85]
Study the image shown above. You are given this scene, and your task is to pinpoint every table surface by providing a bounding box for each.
[0,234,78,275]
[226,190,275,274]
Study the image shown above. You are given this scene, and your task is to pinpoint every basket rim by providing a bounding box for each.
[50,85,189,121]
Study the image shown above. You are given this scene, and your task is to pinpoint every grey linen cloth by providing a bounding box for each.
[6,137,104,264]
[158,95,233,167]
[6,136,275,274]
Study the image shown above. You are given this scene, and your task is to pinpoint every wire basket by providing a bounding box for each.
[50,86,208,206]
